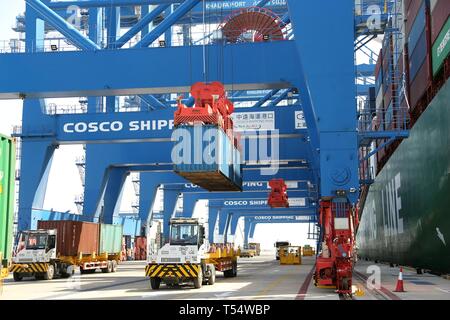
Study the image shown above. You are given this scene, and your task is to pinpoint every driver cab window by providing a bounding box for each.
[47,235,56,251]
[25,234,48,250]
[170,224,199,246]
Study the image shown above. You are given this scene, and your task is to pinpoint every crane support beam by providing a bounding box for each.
[134,0,201,48]
[0,42,297,99]
[25,0,100,51]
[112,4,170,49]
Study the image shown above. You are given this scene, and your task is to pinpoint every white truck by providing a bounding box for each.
[11,229,75,281]
[11,221,122,281]
[145,218,238,289]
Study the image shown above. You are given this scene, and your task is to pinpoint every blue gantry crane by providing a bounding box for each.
[0,0,410,295]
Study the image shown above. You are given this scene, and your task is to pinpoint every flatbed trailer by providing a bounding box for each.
[10,252,121,280]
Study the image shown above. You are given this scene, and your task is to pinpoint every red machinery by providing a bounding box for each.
[174,82,235,132]
[268,179,289,208]
[220,7,286,43]
[314,199,358,295]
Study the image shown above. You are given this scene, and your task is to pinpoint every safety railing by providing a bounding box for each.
[45,102,88,115]
[358,106,410,132]
[0,24,292,54]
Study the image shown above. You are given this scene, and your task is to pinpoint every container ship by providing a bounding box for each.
[357,0,450,274]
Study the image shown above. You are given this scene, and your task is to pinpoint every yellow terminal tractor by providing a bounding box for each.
[146,218,238,289]
[279,246,302,265]
[302,245,315,257]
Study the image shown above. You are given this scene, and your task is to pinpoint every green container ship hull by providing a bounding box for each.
[357,81,450,274]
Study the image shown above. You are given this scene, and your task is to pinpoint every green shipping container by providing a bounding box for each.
[0,134,15,270]
[99,224,123,254]
[432,16,450,76]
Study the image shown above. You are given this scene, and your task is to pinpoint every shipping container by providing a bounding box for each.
[430,0,450,43]
[408,1,428,53]
[405,0,429,36]
[409,29,429,80]
[0,134,15,277]
[99,224,123,255]
[134,236,147,261]
[410,56,431,108]
[432,16,450,75]
[375,49,383,96]
[37,220,100,257]
[173,125,242,191]
[384,83,393,108]
[376,84,384,110]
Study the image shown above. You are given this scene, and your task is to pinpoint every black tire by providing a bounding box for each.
[111,260,118,273]
[61,266,74,278]
[193,267,203,289]
[35,274,45,280]
[150,277,161,290]
[43,265,55,280]
[13,272,23,282]
[102,261,113,273]
[80,267,89,275]
[208,265,216,285]
[223,267,234,278]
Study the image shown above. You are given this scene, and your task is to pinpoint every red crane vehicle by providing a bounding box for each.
[314,199,359,296]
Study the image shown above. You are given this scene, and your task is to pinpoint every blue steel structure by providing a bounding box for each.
[0,0,409,293]
[243,215,316,245]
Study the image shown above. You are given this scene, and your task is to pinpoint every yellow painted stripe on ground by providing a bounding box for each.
[257,271,297,297]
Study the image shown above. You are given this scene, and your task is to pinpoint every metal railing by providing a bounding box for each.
[358,107,410,132]
[45,102,88,115]
[0,24,292,54]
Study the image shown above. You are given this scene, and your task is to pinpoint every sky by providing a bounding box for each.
[0,1,379,250]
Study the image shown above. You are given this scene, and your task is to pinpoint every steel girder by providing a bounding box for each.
[287,0,359,204]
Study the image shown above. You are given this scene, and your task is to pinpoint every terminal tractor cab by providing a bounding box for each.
[147,218,214,289]
[12,229,74,281]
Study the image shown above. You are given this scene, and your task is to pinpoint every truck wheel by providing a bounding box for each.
[150,277,161,290]
[111,260,118,273]
[232,262,238,277]
[35,274,44,280]
[43,265,55,280]
[208,265,216,285]
[223,268,233,278]
[61,265,75,278]
[102,261,113,273]
[13,272,23,282]
[193,267,203,289]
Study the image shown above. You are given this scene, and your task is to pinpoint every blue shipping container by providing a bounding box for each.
[173,125,242,191]
[385,101,394,127]
[376,67,383,96]
[409,29,428,82]
[408,1,427,56]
